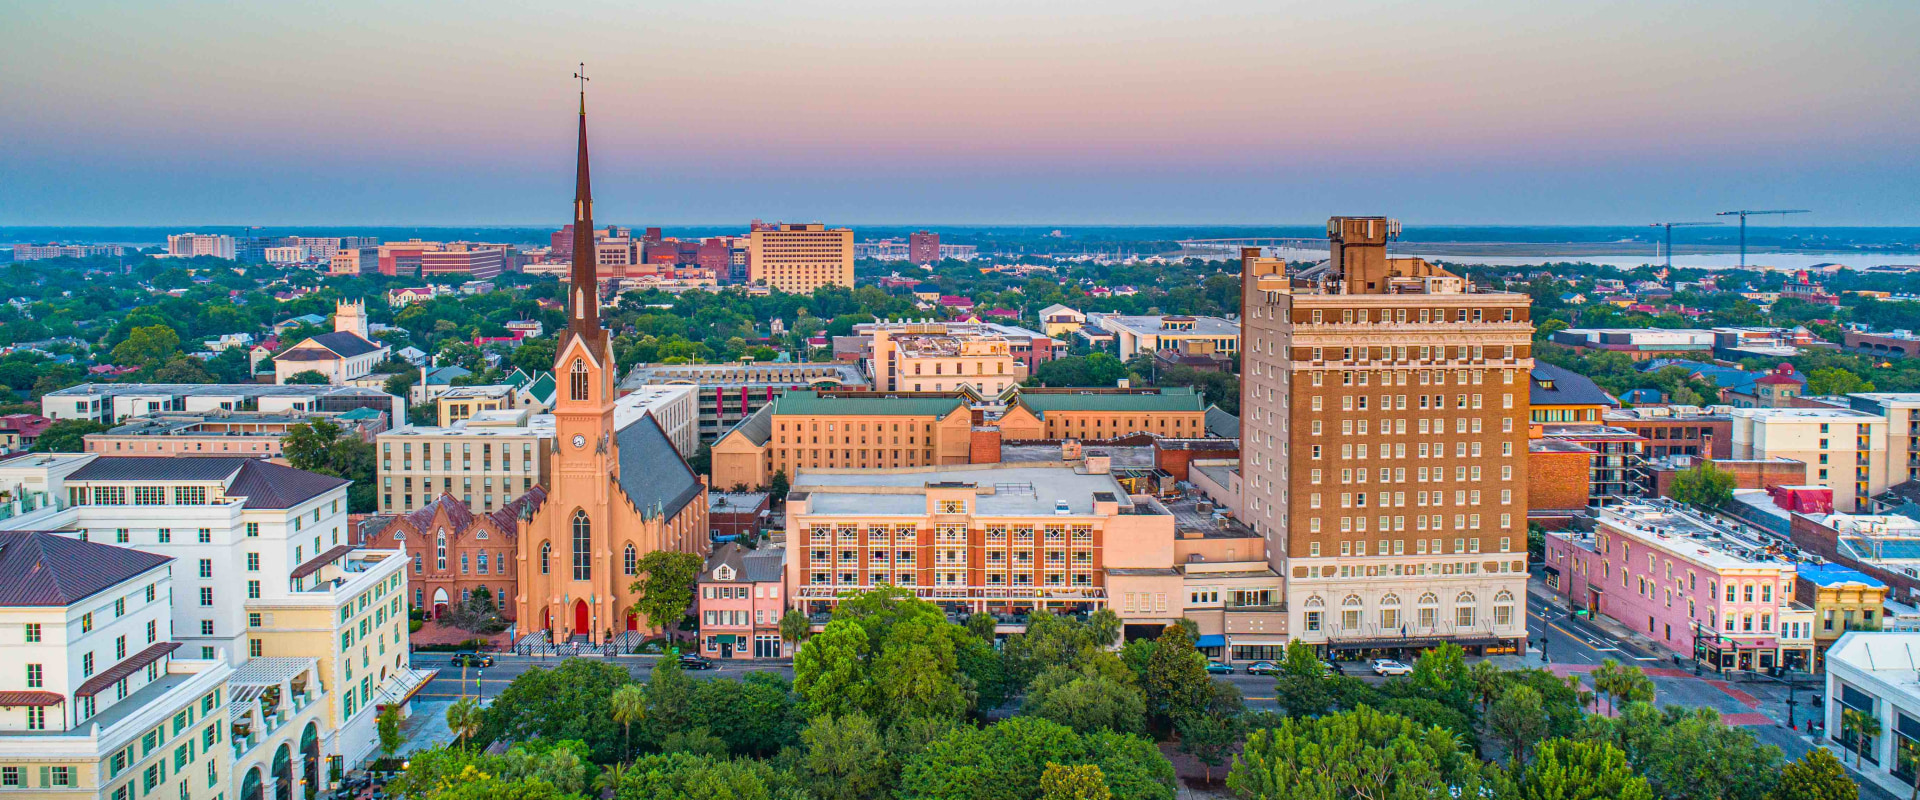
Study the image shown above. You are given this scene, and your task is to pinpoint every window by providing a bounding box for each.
[572,511,592,581]
[199,587,213,607]
[624,544,637,575]
[570,360,589,401]
[24,623,40,643]
[26,663,43,687]
[540,542,551,574]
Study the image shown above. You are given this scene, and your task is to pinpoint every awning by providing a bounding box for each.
[1195,634,1227,648]
[0,691,64,707]
[76,642,180,697]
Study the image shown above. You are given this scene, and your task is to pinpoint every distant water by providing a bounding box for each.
[1260,247,1920,271]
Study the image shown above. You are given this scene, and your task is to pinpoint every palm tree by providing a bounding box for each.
[1087,608,1122,649]
[608,684,646,759]
[1591,659,1623,715]
[593,763,630,799]
[1844,708,1883,769]
[445,697,483,751]
[1469,660,1505,714]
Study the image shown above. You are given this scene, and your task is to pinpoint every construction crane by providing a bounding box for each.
[1716,209,1809,268]
[1648,222,1721,269]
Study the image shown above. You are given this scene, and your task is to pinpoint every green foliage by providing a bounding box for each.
[1174,712,1243,784]
[378,705,406,761]
[1576,704,1783,800]
[1489,685,1548,763]
[31,419,106,452]
[279,418,377,512]
[1273,640,1333,718]
[964,612,997,641]
[1039,763,1110,800]
[1807,366,1873,397]
[608,684,646,759]
[800,713,893,800]
[1139,625,1212,729]
[283,369,331,385]
[791,587,991,721]
[628,550,702,638]
[1227,706,1492,800]
[1767,748,1857,800]
[1029,353,1132,389]
[1508,739,1653,800]
[897,716,1173,800]
[109,324,181,366]
[612,752,806,800]
[1022,664,1146,735]
[478,659,631,762]
[1670,463,1737,511]
[779,609,810,646]
[1410,642,1475,714]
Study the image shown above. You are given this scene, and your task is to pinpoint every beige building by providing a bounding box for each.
[434,385,514,424]
[1091,314,1240,362]
[1730,407,1888,512]
[748,223,854,293]
[0,532,233,800]
[272,302,390,385]
[82,409,387,458]
[995,387,1207,441]
[1238,217,1534,657]
[711,392,973,491]
[376,410,552,514]
[1849,394,1920,489]
[869,326,1028,396]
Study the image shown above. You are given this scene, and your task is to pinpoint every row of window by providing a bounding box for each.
[1305,513,1515,535]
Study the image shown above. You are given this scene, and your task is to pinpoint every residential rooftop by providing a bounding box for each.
[45,383,394,400]
[1092,314,1239,337]
[793,463,1140,517]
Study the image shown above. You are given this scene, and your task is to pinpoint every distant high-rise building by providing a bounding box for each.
[166,232,236,260]
[1238,217,1534,657]
[14,243,124,261]
[420,247,506,280]
[748,223,855,294]
[910,230,940,264]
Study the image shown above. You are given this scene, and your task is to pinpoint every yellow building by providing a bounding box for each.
[434,385,514,424]
[1794,563,1890,668]
[869,326,1028,396]
[1038,304,1087,339]
[748,224,854,293]
[710,391,974,491]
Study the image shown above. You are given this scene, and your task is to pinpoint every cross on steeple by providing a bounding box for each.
[574,63,589,111]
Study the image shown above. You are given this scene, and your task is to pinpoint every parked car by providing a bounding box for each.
[1370,658,1413,676]
[449,653,494,668]
[1244,661,1280,676]
[679,654,715,670]
[1205,661,1234,675]
[1324,658,1346,675]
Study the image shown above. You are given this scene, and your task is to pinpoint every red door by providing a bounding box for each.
[573,600,589,635]
[626,613,638,631]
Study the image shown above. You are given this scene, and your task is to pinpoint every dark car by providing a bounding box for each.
[678,654,715,670]
[1204,661,1233,675]
[1244,660,1280,676]
[449,653,494,668]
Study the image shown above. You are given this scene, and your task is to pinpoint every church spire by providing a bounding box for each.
[568,63,600,338]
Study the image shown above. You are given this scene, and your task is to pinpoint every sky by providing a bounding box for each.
[2,1,1918,226]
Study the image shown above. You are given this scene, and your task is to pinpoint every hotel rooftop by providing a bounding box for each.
[791,463,1146,517]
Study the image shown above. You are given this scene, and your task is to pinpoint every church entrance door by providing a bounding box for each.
[573,599,590,638]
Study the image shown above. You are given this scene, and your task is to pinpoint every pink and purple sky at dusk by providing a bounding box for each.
[3,1,1916,226]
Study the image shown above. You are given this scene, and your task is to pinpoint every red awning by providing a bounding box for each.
[75,642,180,697]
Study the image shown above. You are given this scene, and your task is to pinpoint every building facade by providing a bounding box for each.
[375,412,551,515]
[696,543,790,660]
[1730,407,1889,512]
[747,224,854,293]
[383,489,544,619]
[167,233,236,260]
[272,302,390,385]
[1238,219,1532,656]
[621,362,868,445]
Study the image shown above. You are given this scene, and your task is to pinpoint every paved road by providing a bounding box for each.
[410,652,796,701]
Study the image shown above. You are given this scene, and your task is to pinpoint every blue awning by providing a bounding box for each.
[1195,634,1226,648]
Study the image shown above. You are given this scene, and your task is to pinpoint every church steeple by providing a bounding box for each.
[567,64,602,345]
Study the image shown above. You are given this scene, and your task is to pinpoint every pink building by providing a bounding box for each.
[696,542,791,660]
[1543,498,1815,672]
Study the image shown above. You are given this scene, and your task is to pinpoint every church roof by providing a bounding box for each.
[276,331,384,360]
[615,412,703,521]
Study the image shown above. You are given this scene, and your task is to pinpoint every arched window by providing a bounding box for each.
[1417,592,1439,629]
[572,511,592,581]
[624,544,637,575]
[1340,595,1363,631]
[435,529,447,571]
[570,360,589,402]
[1379,594,1402,630]
[539,542,550,575]
[1455,592,1478,629]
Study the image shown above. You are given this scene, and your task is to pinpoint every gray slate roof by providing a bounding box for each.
[292,331,385,359]
[1529,363,1617,407]
[69,456,348,509]
[723,403,775,446]
[700,542,785,584]
[1205,405,1239,439]
[615,413,704,520]
[0,531,171,607]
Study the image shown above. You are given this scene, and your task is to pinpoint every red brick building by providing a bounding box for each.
[421,248,506,280]
[387,488,545,618]
[910,230,940,264]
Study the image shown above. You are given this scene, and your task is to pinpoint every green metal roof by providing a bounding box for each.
[521,373,555,404]
[772,390,967,418]
[1013,386,1204,417]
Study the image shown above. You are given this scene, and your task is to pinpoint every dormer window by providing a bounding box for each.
[715,565,735,581]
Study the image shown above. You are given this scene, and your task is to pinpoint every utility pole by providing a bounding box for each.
[1715,210,1809,268]
[1647,222,1720,269]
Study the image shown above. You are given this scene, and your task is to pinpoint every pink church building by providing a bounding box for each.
[1543,499,1815,672]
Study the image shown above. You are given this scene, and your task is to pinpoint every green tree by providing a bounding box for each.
[1843,708,1882,770]
[109,324,181,366]
[1670,463,1738,511]
[1489,684,1548,763]
[791,587,990,722]
[1023,665,1146,735]
[898,716,1173,800]
[607,684,645,759]
[793,619,876,718]
[1808,367,1874,397]
[769,469,790,501]
[1410,642,1474,714]
[1273,641,1334,719]
[780,608,810,649]
[1175,712,1242,784]
[152,355,214,383]
[1470,659,1507,715]
[643,656,696,738]
[1509,739,1653,800]
[612,751,801,799]
[1590,660,1623,716]
[1768,747,1858,800]
[628,550,702,640]
[965,612,998,641]
[1039,763,1111,800]
[477,658,630,762]
[377,705,405,763]
[280,418,377,512]
[1140,625,1212,729]
[445,698,483,751]
[1227,706,1491,800]
[30,419,106,453]
[801,713,894,800]
[283,369,331,385]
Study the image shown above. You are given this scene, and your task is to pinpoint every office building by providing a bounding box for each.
[1822,632,1920,793]
[328,247,380,276]
[419,248,505,280]
[748,223,854,293]
[0,532,233,800]
[849,320,1060,374]
[1238,218,1533,656]
[167,233,236,260]
[866,326,1028,397]
[909,231,940,264]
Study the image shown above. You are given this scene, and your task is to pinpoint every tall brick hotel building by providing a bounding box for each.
[1238,218,1533,656]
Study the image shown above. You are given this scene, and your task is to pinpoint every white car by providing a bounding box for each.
[1370,658,1413,676]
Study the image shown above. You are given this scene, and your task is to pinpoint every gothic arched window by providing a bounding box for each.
[624,544,637,576]
[572,510,592,581]
[539,542,550,575]
[570,359,589,402]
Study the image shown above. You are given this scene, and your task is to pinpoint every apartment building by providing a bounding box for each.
[41,384,401,427]
[82,410,387,458]
[869,328,1028,396]
[1606,406,1734,459]
[747,223,854,293]
[1731,407,1889,512]
[850,320,1060,376]
[328,247,380,276]
[434,386,514,424]
[14,244,124,261]
[1238,217,1533,657]
[1090,314,1239,362]
[783,463,1180,626]
[166,233,236,260]
[1849,394,1920,488]
[0,532,233,800]
[375,411,552,515]
[0,454,429,775]
[1543,498,1815,671]
[621,362,868,444]
[710,391,973,491]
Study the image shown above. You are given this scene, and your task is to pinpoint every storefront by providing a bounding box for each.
[1323,635,1524,660]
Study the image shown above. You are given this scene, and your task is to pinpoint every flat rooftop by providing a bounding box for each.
[1094,314,1239,337]
[1594,498,1789,570]
[46,383,393,399]
[794,463,1137,517]
[1729,406,1882,420]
